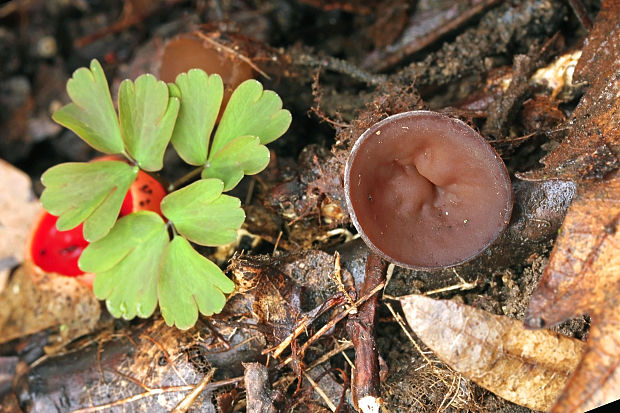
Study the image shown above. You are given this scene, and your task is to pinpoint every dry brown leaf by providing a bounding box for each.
[518,0,620,182]
[517,4,620,409]
[525,172,620,328]
[524,171,620,411]
[0,264,100,351]
[400,294,585,412]
[0,159,40,292]
[551,298,620,413]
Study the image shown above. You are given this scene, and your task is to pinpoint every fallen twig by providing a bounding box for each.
[346,253,387,413]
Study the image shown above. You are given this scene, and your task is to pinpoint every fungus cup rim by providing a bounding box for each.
[343,110,513,270]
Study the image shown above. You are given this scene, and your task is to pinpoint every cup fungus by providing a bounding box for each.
[159,34,254,113]
[27,167,167,286]
[344,111,513,269]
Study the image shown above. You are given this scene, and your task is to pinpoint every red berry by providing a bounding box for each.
[30,213,88,276]
[29,169,167,280]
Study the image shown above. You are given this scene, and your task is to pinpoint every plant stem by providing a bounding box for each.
[169,166,203,191]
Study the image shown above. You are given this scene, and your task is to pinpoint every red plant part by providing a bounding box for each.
[28,169,167,281]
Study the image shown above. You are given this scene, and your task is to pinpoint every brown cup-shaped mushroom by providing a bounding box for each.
[344,111,513,269]
[159,34,254,118]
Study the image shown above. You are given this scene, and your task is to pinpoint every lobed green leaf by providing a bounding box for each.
[81,211,169,320]
[52,59,123,154]
[202,135,270,191]
[40,161,138,242]
[160,179,245,246]
[119,74,180,171]
[169,70,224,165]
[159,236,234,329]
[211,79,292,154]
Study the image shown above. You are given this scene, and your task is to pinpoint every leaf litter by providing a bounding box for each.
[3,0,620,412]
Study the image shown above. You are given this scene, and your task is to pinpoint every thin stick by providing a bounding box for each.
[303,371,336,412]
[170,166,203,191]
[172,369,216,413]
[306,341,354,371]
[567,0,592,30]
[194,31,270,79]
[140,334,187,385]
[384,302,432,366]
[70,376,242,413]
[264,294,345,358]
[276,283,385,369]
[273,231,283,255]
[423,281,478,296]
[330,252,357,313]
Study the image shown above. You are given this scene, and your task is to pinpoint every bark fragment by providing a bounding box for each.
[244,363,279,413]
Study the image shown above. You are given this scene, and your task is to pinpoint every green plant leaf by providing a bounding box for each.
[41,161,138,241]
[169,70,223,165]
[119,74,180,171]
[52,59,123,154]
[202,135,270,191]
[160,179,245,246]
[211,79,291,154]
[80,211,169,320]
[159,236,234,329]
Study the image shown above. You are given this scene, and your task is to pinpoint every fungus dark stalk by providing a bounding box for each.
[346,252,387,412]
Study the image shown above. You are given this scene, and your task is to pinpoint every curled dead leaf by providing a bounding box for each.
[400,294,585,411]
[525,171,620,328]
[0,159,39,292]
[524,171,620,412]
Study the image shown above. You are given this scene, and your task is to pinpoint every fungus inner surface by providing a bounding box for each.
[346,112,512,268]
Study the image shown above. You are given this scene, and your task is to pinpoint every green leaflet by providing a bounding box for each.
[169,70,224,165]
[81,211,169,320]
[81,212,234,326]
[119,74,180,171]
[202,135,270,191]
[212,79,291,153]
[52,59,123,154]
[160,179,245,246]
[40,62,294,329]
[159,236,234,329]
[40,161,138,242]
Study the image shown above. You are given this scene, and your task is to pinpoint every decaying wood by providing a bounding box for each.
[362,0,501,72]
[244,363,279,413]
[400,294,585,411]
[337,178,577,302]
[391,0,565,88]
[346,253,386,412]
[14,318,253,412]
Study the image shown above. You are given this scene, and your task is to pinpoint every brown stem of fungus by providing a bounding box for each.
[346,252,387,412]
